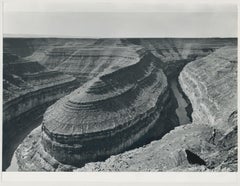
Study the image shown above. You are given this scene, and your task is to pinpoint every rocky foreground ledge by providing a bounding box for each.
[75,46,237,172]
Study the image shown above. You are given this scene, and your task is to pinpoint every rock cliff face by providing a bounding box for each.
[126,38,236,77]
[3,47,79,122]
[3,40,80,170]
[26,39,143,86]
[179,46,237,130]
[8,38,237,172]
[25,39,97,70]
[3,55,78,126]
[75,46,237,172]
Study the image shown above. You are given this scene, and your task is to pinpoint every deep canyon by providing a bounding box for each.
[3,38,237,171]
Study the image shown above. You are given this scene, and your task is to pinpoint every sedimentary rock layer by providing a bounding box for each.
[3,49,79,170]
[126,38,236,61]
[179,46,237,130]
[3,52,78,124]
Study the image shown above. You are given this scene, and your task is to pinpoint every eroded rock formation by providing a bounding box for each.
[6,38,237,172]
[179,46,237,130]
[2,51,79,170]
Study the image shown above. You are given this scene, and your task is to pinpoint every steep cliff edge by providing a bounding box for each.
[76,46,237,172]
[179,46,237,130]
[3,51,78,121]
[3,40,82,170]
[2,52,79,171]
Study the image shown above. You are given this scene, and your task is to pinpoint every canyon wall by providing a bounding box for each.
[126,38,236,77]
[179,46,237,130]
[2,53,79,171]
[3,39,121,124]
[3,54,78,123]
[3,73,77,123]
[3,42,80,171]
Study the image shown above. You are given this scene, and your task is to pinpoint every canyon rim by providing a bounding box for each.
[2,38,237,172]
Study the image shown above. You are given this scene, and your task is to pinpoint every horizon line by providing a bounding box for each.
[3,34,238,39]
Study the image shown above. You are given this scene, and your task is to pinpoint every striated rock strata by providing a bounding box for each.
[179,46,237,130]
[2,50,78,170]
[3,51,78,123]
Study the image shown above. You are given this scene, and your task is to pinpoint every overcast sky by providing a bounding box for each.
[3,0,238,38]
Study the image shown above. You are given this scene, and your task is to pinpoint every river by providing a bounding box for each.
[170,79,191,125]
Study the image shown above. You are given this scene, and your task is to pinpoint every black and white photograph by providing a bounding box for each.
[1,0,238,178]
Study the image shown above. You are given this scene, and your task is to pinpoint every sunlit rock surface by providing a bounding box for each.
[179,46,237,130]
